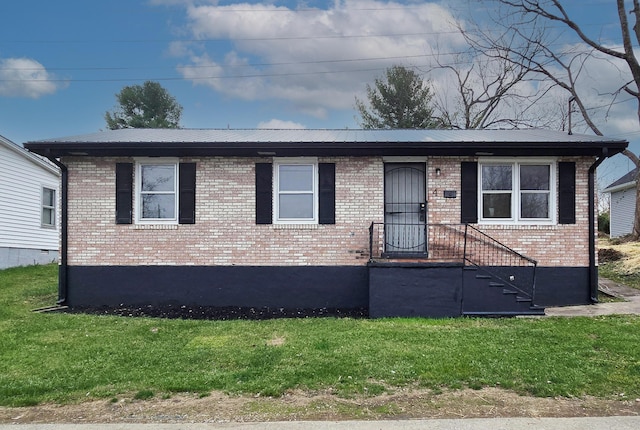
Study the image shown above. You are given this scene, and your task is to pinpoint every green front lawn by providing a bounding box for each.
[1,264,640,407]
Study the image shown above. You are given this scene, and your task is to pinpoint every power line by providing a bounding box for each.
[0,23,624,45]
[0,64,418,83]
[0,30,463,45]
[0,42,609,75]
[0,53,456,73]
[0,3,630,83]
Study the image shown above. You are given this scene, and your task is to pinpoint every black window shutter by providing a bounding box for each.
[255,163,273,224]
[460,162,478,223]
[178,162,196,224]
[318,163,336,224]
[558,162,576,224]
[115,163,133,224]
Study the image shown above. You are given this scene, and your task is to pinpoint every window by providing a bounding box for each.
[255,161,335,225]
[136,161,178,223]
[41,187,56,227]
[116,161,196,225]
[481,164,512,219]
[520,165,551,219]
[479,160,555,224]
[274,159,318,223]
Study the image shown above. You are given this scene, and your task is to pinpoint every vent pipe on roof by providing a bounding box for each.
[568,96,576,135]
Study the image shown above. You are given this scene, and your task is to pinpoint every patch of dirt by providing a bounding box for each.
[598,247,624,263]
[2,388,639,424]
[599,238,640,274]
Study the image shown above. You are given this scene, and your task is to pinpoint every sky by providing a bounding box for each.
[1,0,639,184]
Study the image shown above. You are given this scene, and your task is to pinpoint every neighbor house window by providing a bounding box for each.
[136,161,177,223]
[274,159,318,223]
[41,187,56,227]
[480,160,555,224]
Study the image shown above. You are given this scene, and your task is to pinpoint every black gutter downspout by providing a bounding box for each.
[48,157,68,305]
[588,149,607,303]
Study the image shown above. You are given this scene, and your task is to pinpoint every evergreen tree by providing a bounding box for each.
[355,66,440,129]
[105,81,182,129]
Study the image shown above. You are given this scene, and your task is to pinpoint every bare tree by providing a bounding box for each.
[428,42,559,129]
[464,0,640,238]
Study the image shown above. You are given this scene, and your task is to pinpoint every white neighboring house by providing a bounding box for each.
[602,168,638,238]
[0,134,60,269]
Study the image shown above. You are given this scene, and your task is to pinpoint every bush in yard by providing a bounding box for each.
[598,212,610,234]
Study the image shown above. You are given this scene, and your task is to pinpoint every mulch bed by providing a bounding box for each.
[66,305,368,320]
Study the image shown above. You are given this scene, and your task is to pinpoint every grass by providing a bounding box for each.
[2,264,640,407]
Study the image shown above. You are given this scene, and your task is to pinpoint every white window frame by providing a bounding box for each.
[41,187,56,228]
[478,158,557,225]
[135,158,179,225]
[273,158,319,224]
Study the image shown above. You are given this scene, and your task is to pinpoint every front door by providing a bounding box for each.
[384,163,427,257]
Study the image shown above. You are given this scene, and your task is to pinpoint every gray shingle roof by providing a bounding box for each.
[24,128,628,159]
[603,167,638,192]
[29,128,626,144]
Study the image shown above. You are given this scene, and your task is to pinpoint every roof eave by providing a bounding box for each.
[2,136,61,176]
[603,181,637,193]
[24,140,628,159]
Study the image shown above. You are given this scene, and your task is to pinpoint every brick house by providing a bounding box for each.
[25,128,627,317]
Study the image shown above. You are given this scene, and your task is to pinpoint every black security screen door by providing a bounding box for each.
[384,163,427,257]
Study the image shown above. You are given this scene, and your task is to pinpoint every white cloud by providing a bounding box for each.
[257,119,307,129]
[0,57,59,98]
[168,1,464,117]
[164,0,640,138]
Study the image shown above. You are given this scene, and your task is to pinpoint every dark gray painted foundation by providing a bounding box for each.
[369,263,463,318]
[533,267,591,306]
[63,264,592,317]
[65,265,369,309]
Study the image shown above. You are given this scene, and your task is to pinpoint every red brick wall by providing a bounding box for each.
[64,156,594,267]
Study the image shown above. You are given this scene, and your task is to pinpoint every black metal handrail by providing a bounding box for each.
[463,224,537,301]
[369,222,468,260]
[368,222,538,301]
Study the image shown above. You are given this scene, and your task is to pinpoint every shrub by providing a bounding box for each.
[598,212,610,234]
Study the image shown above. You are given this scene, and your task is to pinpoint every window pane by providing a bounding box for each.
[141,165,175,192]
[482,165,512,190]
[521,193,549,218]
[482,193,511,218]
[279,165,313,192]
[142,194,175,219]
[279,194,313,219]
[520,165,550,190]
[42,208,54,225]
[42,188,55,206]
